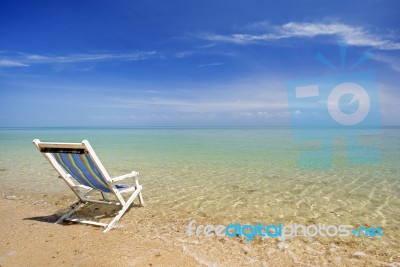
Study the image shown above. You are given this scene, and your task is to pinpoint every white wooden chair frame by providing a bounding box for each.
[33,139,144,232]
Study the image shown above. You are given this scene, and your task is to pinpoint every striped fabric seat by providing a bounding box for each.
[52,152,111,193]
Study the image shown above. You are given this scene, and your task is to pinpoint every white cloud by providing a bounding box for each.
[199,22,400,50]
[197,43,217,49]
[282,22,400,50]
[174,51,194,58]
[174,50,236,59]
[100,75,291,115]
[0,51,158,67]
[35,51,157,63]
[112,98,287,113]
[373,53,400,72]
[84,76,289,115]
[198,62,223,68]
[0,59,29,67]
[26,54,49,60]
[257,111,270,118]
[236,111,288,119]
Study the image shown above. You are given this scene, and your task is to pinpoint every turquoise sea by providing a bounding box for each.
[0,126,399,242]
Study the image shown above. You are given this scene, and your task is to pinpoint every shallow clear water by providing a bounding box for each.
[0,126,399,240]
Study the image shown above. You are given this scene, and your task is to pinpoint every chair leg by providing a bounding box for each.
[56,200,84,224]
[134,177,145,206]
[103,187,142,233]
[138,191,145,206]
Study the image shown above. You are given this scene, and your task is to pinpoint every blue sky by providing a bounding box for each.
[0,0,399,126]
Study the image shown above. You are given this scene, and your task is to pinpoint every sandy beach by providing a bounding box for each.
[0,194,198,267]
[1,190,399,267]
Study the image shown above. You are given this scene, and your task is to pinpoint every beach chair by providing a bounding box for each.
[33,139,144,232]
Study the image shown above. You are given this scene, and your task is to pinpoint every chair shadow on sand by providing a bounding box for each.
[24,201,142,227]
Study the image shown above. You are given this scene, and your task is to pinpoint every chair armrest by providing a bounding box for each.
[111,171,139,183]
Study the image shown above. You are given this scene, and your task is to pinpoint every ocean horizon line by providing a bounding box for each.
[0,125,398,130]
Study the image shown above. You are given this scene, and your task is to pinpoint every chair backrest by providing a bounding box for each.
[33,139,112,193]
